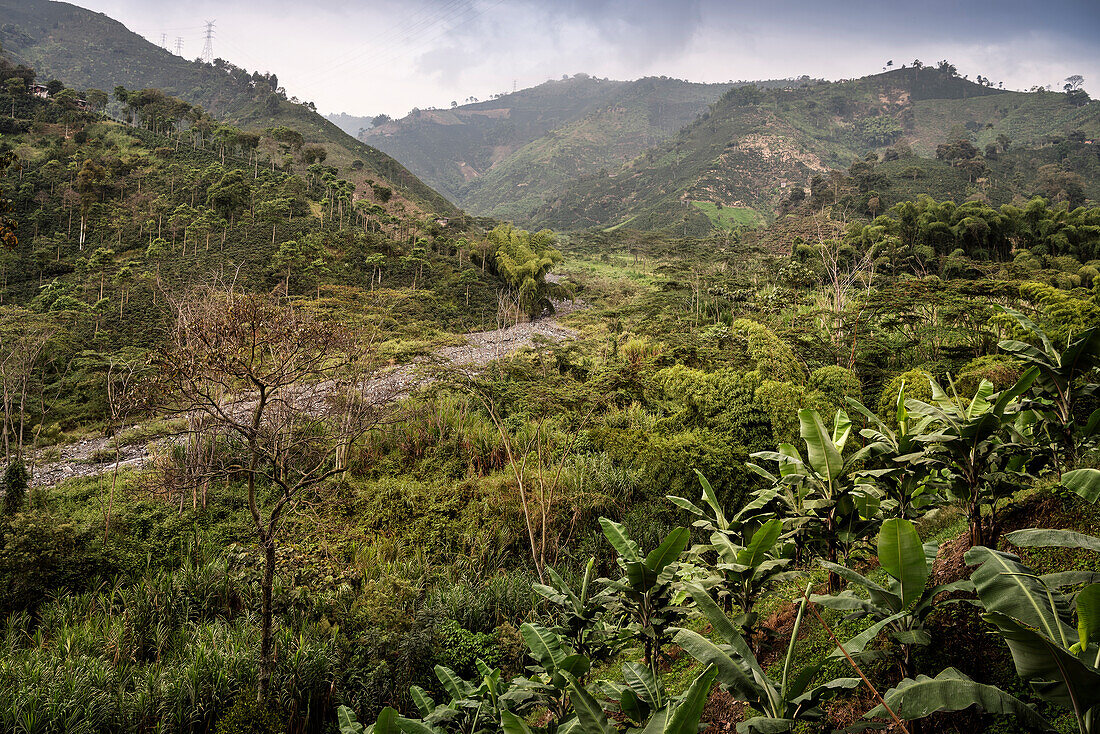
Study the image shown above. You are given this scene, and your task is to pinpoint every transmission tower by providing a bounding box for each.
[201,20,215,64]
[175,37,184,56]
[160,32,167,49]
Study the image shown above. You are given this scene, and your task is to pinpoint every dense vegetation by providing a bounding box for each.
[364,75,734,220]
[0,0,456,215]
[1,11,1100,734]
[531,65,1100,234]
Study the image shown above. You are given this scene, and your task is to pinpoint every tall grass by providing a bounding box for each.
[0,545,335,734]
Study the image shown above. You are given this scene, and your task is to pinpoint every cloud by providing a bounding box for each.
[67,0,1100,115]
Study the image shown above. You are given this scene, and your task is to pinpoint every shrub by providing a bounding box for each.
[955,354,1021,396]
[2,459,28,515]
[433,619,503,678]
[214,693,285,734]
[808,365,862,413]
[877,368,934,425]
[0,514,111,615]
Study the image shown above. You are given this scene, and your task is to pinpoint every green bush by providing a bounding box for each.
[0,514,112,615]
[1,459,28,515]
[877,368,935,425]
[433,619,504,678]
[955,354,1022,396]
[214,693,285,734]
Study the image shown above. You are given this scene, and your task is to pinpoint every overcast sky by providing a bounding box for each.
[75,0,1100,117]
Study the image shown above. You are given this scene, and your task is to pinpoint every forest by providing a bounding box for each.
[2,26,1100,734]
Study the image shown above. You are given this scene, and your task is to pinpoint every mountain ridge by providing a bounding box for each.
[528,66,1100,233]
[0,0,457,216]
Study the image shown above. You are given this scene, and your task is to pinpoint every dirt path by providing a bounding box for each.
[30,296,582,489]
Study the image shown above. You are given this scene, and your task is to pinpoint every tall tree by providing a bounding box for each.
[157,288,389,702]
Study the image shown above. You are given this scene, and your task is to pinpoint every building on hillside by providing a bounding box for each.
[31,84,49,99]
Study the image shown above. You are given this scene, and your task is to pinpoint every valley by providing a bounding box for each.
[0,2,1099,734]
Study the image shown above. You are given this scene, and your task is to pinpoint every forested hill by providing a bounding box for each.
[361,74,736,217]
[530,65,1100,234]
[326,113,376,139]
[0,0,456,216]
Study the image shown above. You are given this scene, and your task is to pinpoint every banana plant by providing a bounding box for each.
[594,662,672,726]
[348,661,719,734]
[554,664,718,734]
[531,558,613,660]
[404,658,537,734]
[846,384,947,520]
[996,305,1100,472]
[811,517,972,678]
[510,623,591,720]
[865,667,1058,732]
[674,584,860,733]
[904,368,1038,547]
[1063,467,1100,505]
[668,471,794,643]
[599,517,690,680]
[338,705,436,734]
[868,533,1100,733]
[748,408,881,591]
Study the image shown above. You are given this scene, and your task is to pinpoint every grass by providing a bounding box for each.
[691,201,762,230]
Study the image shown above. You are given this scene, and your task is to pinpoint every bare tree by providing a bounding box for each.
[468,382,592,584]
[157,287,388,702]
[0,308,58,462]
[103,352,149,541]
[815,226,877,368]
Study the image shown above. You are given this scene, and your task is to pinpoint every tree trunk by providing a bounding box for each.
[969,508,983,547]
[257,536,276,702]
[826,512,840,592]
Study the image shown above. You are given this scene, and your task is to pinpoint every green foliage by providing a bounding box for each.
[669,471,793,639]
[748,408,881,581]
[848,385,948,520]
[434,620,507,678]
[856,197,1100,273]
[1,459,28,514]
[869,668,1057,732]
[730,319,804,384]
[905,369,1039,546]
[532,558,613,658]
[995,305,1100,467]
[214,695,286,734]
[599,517,689,679]
[674,584,860,733]
[488,224,567,318]
[812,518,972,677]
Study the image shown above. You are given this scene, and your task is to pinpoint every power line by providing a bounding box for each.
[201,20,216,64]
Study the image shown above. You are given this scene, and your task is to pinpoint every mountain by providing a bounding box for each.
[529,67,1100,234]
[0,0,455,215]
[362,74,736,219]
[326,112,376,139]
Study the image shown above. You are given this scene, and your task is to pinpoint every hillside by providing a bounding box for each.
[530,66,1100,234]
[326,112,376,138]
[362,74,733,216]
[0,0,455,215]
[6,36,1100,734]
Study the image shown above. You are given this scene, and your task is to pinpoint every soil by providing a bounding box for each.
[930,532,971,585]
[700,688,746,734]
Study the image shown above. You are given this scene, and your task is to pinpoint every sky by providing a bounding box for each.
[74,0,1100,118]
